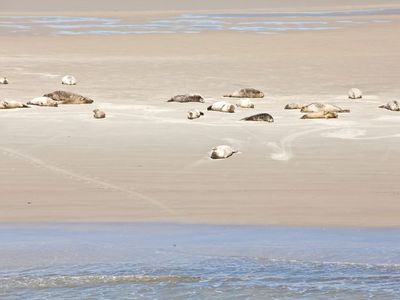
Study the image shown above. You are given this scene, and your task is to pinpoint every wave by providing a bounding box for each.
[1,274,201,290]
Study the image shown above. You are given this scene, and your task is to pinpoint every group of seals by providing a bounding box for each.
[167,88,270,160]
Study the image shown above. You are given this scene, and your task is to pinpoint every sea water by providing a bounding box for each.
[0,7,399,35]
[0,223,399,299]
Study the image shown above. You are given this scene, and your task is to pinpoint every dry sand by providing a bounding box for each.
[1,1,400,226]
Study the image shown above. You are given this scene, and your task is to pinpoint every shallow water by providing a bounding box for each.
[0,7,399,35]
[0,223,399,299]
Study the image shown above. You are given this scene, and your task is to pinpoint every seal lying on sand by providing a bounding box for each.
[93,109,106,119]
[0,100,29,109]
[187,109,204,119]
[285,103,304,109]
[236,99,254,108]
[167,94,204,103]
[241,113,274,122]
[379,100,400,111]
[44,91,94,104]
[210,145,237,159]
[224,88,264,98]
[62,75,77,85]
[301,103,350,113]
[301,111,338,119]
[207,101,235,113]
[0,77,8,84]
[28,97,58,107]
[348,88,362,99]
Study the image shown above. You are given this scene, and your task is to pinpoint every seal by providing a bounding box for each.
[167,94,204,103]
[187,109,204,119]
[28,97,58,107]
[224,88,264,98]
[0,100,29,109]
[379,100,400,111]
[62,75,77,85]
[284,103,304,109]
[241,113,274,122]
[44,91,94,104]
[210,145,238,159]
[93,109,106,119]
[301,103,350,113]
[0,77,8,84]
[301,111,338,119]
[348,88,362,99]
[207,101,235,113]
[236,99,254,108]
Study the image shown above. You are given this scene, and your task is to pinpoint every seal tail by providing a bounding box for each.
[166,99,173,102]
[378,105,386,109]
[223,94,232,97]
[200,112,204,116]
[22,104,30,108]
[207,105,213,111]
[339,109,350,113]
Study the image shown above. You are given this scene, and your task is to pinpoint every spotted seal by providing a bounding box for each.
[379,100,400,111]
[93,109,106,119]
[167,94,204,103]
[236,99,254,108]
[301,103,350,113]
[62,75,77,85]
[224,88,264,98]
[241,113,274,122]
[207,101,235,113]
[301,111,338,119]
[187,109,204,119]
[210,145,238,159]
[28,97,58,107]
[44,91,94,104]
[348,88,362,99]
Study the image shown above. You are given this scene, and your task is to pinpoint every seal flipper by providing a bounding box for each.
[207,105,212,111]
[200,112,204,116]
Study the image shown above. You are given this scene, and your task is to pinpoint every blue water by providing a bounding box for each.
[0,223,399,299]
[0,7,398,35]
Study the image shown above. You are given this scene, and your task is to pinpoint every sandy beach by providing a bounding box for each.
[1,0,400,227]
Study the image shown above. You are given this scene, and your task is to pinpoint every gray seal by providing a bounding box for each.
[167,94,204,103]
[224,88,264,98]
[241,113,274,122]
[44,91,94,104]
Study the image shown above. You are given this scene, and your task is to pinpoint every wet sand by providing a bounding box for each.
[1,1,400,226]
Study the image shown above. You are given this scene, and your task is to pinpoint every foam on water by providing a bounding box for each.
[0,223,399,299]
